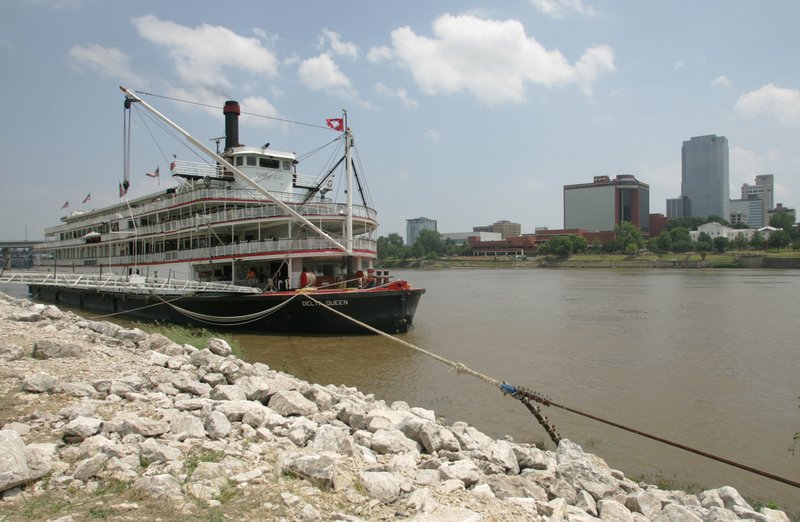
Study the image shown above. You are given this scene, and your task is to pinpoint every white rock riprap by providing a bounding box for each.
[0,291,792,521]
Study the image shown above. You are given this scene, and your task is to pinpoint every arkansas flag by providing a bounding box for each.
[326,118,344,131]
[61,201,69,209]
[146,166,160,178]
[118,182,128,198]
[82,193,91,204]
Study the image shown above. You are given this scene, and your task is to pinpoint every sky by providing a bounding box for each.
[1,0,799,241]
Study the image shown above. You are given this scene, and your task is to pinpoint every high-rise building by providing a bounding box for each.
[563,175,650,235]
[730,196,767,228]
[681,135,729,219]
[406,217,437,246]
[742,174,774,210]
[666,197,688,219]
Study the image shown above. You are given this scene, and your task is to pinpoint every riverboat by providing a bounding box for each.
[30,87,424,334]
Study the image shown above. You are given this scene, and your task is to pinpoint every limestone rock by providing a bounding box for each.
[120,418,170,437]
[0,430,29,493]
[22,372,60,393]
[132,474,182,499]
[283,453,337,489]
[438,459,482,488]
[207,338,232,357]
[205,411,232,440]
[269,390,318,417]
[63,416,104,442]
[359,471,403,504]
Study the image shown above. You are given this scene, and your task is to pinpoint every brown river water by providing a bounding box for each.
[5,268,799,512]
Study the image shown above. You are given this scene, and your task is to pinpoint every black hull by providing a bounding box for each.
[28,285,425,335]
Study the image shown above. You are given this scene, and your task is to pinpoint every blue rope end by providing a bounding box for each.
[500,382,518,396]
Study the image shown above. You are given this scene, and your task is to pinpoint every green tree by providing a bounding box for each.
[750,230,765,250]
[770,211,796,232]
[768,230,791,252]
[570,235,588,254]
[696,232,713,258]
[732,232,749,251]
[712,236,729,253]
[666,216,705,231]
[705,215,730,227]
[413,229,442,258]
[614,221,644,254]
[541,235,573,257]
[377,233,407,259]
[656,231,672,253]
[670,227,692,245]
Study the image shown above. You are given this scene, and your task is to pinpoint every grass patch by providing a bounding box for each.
[134,321,243,358]
[185,449,225,479]
[632,471,702,494]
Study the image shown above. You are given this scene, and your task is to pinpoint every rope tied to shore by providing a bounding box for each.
[303,293,800,491]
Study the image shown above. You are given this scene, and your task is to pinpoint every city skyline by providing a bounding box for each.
[1,1,799,240]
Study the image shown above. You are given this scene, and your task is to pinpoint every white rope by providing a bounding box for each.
[302,294,502,388]
[156,292,302,326]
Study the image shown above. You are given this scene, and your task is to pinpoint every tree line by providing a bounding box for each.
[377,212,799,259]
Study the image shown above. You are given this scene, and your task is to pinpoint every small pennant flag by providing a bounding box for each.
[326,118,344,131]
[82,193,91,204]
[61,201,69,209]
[146,167,160,178]
[169,161,176,171]
[118,182,128,198]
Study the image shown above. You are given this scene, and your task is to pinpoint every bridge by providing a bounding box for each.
[0,240,43,249]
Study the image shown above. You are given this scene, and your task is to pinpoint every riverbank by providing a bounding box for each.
[380,252,800,270]
[0,292,792,521]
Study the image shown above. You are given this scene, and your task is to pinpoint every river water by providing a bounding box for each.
[237,268,800,512]
[4,268,799,511]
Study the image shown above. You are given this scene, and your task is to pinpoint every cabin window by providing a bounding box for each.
[247,156,257,166]
[235,156,244,166]
[282,161,291,171]
[259,157,280,169]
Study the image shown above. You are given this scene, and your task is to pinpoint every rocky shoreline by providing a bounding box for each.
[0,291,791,521]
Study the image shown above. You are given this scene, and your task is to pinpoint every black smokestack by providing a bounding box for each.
[224,100,240,150]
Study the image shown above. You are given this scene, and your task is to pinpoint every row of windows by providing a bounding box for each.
[233,155,292,170]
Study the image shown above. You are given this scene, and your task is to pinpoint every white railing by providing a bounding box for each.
[46,237,377,267]
[44,186,377,240]
[0,272,259,295]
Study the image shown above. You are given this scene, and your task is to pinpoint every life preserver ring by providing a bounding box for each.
[300,271,316,288]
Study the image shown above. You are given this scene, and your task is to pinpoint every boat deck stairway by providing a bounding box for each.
[0,272,260,296]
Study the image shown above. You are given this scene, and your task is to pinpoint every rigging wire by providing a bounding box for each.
[131,89,332,131]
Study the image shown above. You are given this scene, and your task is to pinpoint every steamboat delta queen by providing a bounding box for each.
[29,88,424,334]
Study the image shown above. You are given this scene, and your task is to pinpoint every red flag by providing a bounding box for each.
[146,166,160,178]
[169,161,176,171]
[82,193,91,204]
[61,201,69,209]
[119,182,128,198]
[326,118,344,131]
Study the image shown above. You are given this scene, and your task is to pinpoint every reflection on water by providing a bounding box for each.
[4,270,800,512]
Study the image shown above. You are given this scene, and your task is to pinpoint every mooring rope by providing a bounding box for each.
[303,293,800,490]
[153,292,302,327]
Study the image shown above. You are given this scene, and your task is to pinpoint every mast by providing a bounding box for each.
[344,110,353,254]
[119,86,351,255]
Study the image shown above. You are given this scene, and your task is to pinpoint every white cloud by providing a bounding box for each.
[711,75,732,88]
[384,14,614,106]
[253,27,267,39]
[423,128,441,143]
[734,84,800,125]
[367,45,393,63]
[319,29,358,60]
[68,44,145,86]
[238,96,281,128]
[131,15,278,90]
[298,53,354,95]
[529,0,598,18]
[375,83,418,109]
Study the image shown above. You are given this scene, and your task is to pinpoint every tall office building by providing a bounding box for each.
[563,175,650,234]
[406,217,437,246]
[681,135,729,219]
[742,174,774,210]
